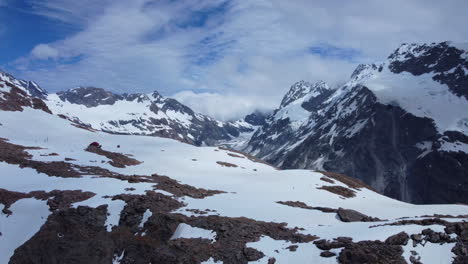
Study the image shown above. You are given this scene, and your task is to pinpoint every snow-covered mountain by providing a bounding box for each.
[1,72,468,264]
[46,86,260,146]
[244,42,468,205]
[1,71,262,146]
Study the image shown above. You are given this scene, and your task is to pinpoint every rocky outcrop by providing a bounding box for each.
[337,240,406,264]
[85,145,142,168]
[336,208,383,222]
[385,232,409,246]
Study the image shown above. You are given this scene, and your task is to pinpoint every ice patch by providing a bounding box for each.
[170,223,216,242]
[138,209,152,228]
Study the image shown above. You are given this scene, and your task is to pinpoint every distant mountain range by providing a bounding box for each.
[0,71,266,146]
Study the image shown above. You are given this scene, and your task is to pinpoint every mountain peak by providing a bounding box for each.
[280,80,330,108]
[151,91,163,101]
[387,41,468,99]
[0,71,48,99]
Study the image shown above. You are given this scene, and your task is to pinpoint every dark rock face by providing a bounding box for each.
[244,111,268,126]
[409,150,468,204]
[244,42,468,204]
[85,145,142,168]
[19,80,48,99]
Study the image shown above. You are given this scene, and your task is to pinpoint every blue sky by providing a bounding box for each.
[0,0,467,120]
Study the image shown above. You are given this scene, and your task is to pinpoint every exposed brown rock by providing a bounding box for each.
[0,137,325,263]
[286,245,298,251]
[85,145,142,168]
[369,218,449,228]
[385,232,409,245]
[409,250,422,264]
[0,83,51,113]
[216,161,238,168]
[317,171,377,192]
[185,209,209,215]
[243,248,264,261]
[0,188,30,215]
[0,188,95,215]
[219,147,280,170]
[337,208,383,222]
[45,190,96,211]
[314,237,353,250]
[317,185,356,198]
[9,205,113,264]
[320,176,335,184]
[40,153,59,156]
[446,222,468,264]
[227,153,245,159]
[0,138,225,200]
[276,201,337,213]
[337,240,406,264]
[151,174,225,199]
[9,187,319,264]
[420,214,468,218]
[320,251,336,258]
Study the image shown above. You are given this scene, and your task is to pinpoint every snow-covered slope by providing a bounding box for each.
[1,88,468,263]
[46,86,256,146]
[244,42,468,205]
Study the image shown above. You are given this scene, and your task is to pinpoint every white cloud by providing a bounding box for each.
[9,0,468,119]
[31,44,59,59]
[173,90,274,121]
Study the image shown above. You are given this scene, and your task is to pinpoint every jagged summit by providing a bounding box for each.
[48,86,257,145]
[280,80,330,108]
[0,71,48,99]
[244,41,468,204]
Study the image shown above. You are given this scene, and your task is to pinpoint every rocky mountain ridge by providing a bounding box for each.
[0,71,264,146]
[243,41,468,204]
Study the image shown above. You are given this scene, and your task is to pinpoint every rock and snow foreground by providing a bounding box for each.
[1,73,468,263]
